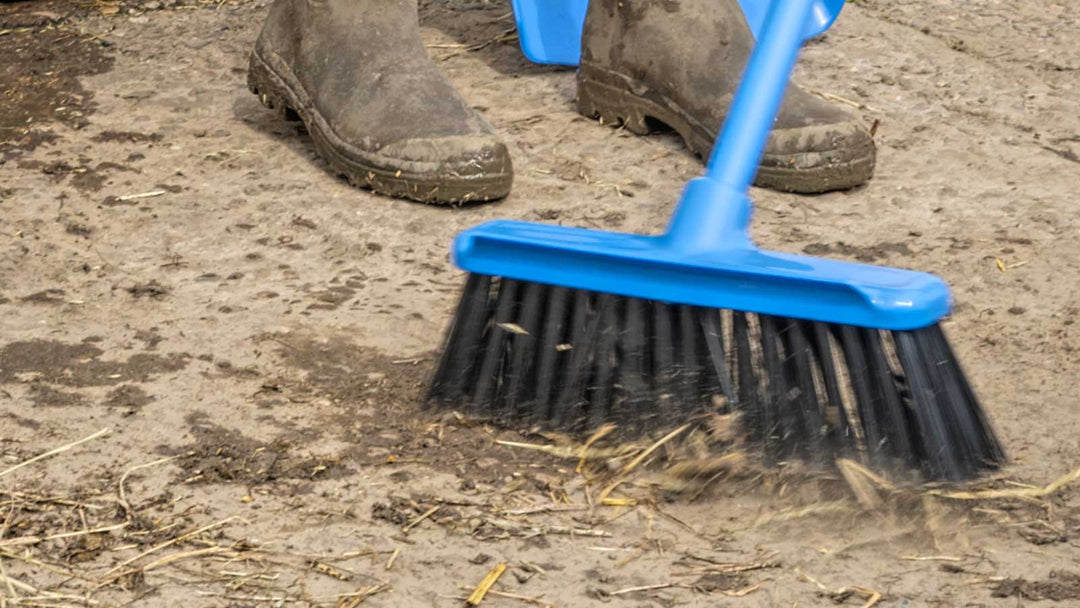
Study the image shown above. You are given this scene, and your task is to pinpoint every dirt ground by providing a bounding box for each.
[2,0,1080,606]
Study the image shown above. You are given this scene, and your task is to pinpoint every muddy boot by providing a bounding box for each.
[577,0,875,193]
[248,0,512,204]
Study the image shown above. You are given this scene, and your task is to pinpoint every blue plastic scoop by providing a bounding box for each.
[454,0,951,331]
[511,0,845,66]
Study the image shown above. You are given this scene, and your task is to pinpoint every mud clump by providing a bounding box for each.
[992,571,1080,601]
[371,497,417,526]
[104,384,153,408]
[127,280,170,299]
[169,414,347,485]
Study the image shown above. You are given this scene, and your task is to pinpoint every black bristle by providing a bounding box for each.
[468,278,519,416]
[587,294,619,431]
[501,281,545,419]
[428,275,1006,481]
[426,273,492,406]
[892,328,963,479]
[758,314,787,460]
[677,305,704,415]
[701,309,736,410]
[779,319,827,459]
[732,311,762,441]
[533,285,570,422]
[615,297,649,432]
[652,302,677,413]
[927,325,1005,464]
[808,321,852,445]
[836,324,887,465]
[551,290,596,429]
[863,328,918,467]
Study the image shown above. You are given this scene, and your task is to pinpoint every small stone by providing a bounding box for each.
[469,553,492,565]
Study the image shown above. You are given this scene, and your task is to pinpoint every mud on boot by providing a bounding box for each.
[249,0,513,204]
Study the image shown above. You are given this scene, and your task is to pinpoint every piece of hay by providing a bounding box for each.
[467,563,507,606]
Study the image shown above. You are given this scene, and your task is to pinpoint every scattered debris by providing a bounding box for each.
[992,572,1080,601]
[115,189,166,202]
[126,279,170,299]
[796,568,883,608]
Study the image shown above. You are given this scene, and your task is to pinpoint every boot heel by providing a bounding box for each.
[577,73,653,136]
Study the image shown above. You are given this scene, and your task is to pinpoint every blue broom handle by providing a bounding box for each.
[705,0,816,187]
[664,0,818,251]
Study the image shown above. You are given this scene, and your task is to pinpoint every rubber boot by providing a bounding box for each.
[248,0,512,204]
[577,0,876,193]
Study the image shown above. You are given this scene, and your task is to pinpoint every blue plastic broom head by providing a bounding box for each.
[459,0,951,332]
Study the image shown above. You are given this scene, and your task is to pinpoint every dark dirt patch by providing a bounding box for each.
[168,413,348,485]
[992,571,1080,601]
[71,161,135,192]
[134,329,164,350]
[16,157,132,192]
[263,334,559,486]
[0,2,114,160]
[28,383,84,407]
[66,222,93,237]
[1,411,42,430]
[90,130,163,144]
[307,285,356,310]
[0,340,189,387]
[691,572,750,593]
[104,384,153,408]
[802,240,915,262]
[21,288,67,304]
[69,168,108,193]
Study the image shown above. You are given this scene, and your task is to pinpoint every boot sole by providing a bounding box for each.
[247,50,513,204]
[577,65,875,194]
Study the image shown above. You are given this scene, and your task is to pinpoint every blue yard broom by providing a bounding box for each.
[427,0,1005,481]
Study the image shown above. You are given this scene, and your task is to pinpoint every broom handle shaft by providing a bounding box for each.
[663,0,819,251]
[704,0,816,189]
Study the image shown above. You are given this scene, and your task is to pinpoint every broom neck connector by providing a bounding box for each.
[662,178,753,252]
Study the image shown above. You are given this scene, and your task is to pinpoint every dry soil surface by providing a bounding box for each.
[2,0,1080,606]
